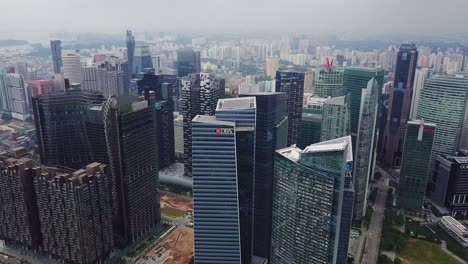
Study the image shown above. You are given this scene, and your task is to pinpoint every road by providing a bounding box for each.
[363,168,389,264]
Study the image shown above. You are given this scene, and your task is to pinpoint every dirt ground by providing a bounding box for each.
[146,227,194,264]
[160,192,193,212]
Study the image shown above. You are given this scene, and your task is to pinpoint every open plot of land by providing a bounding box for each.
[144,227,194,264]
[160,192,193,212]
[161,206,186,219]
[398,239,458,264]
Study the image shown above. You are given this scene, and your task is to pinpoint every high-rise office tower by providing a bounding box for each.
[62,50,82,84]
[15,63,29,81]
[275,70,305,145]
[299,107,322,149]
[321,94,351,141]
[50,40,63,74]
[133,46,153,74]
[0,71,8,111]
[177,48,201,77]
[81,65,99,91]
[192,97,256,264]
[430,151,468,217]
[103,96,161,246]
[34,163,113,263]
[32,90,106,169]
[266,56,279,79]
[0,158,41,250]
[28,79,55,97]
[397,120,436,209]
[5,73,30,121]
[304,68,315,93]
[138,69,177,170]
[416,73,468,182]
[351,79,380,222]
[380,43,418,167]
[97,58,126,97]
[410,68,429,119]
[239,92,288,259]
[126,30,135,81]
[271,136,354,264]
[181,73,224,177]
[314,61,345,98]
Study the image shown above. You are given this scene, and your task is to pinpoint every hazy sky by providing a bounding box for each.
[1,0,468,35]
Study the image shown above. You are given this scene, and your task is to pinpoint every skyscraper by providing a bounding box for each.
[138,70,177,170]
[34,163,113,263]
[380,43,418,167]
[28,79,55,97]
[5,74,30,121]
[97,57,126,97]
[299,107,322,149]
[239,92,288,259]
[32,90,106,169]
[81,65,99,91]
[192,97,256,264]
[103,96,161,246]
[275,70,305,145]
[321,94,351,141]
[352,79,380,222]
[133,46,153,74]
[416,73,468,183]
[314,62,345,98]
[271,136,354,264]
[0,158,41,251]
[410,67,429,120]
[177,48,201,77]
[397,120,436,209]
[181,73,225,177]
[0,70,9,111]
[430,151,468,217]
[266,56,279,79]
[126,30,135,80]
[62,50,82,84]
[50,40,63,74]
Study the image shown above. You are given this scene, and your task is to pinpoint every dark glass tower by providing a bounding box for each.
[275,70,305,145]
[50,40,63,74]
[397,120,436,209]
[380,44,418,167]
[32,90,106,169]
[138,69,177,170]
[177,48,201,77]
[239,92,288,260]
[133,46,153,74]
[298,107,322,149]
[181,73,224,177]
[126,30,135,82]
[104,96,161,247]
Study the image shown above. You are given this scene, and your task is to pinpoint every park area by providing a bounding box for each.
[398,239,458,264]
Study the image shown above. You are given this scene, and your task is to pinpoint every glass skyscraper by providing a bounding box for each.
[397,120,436,209]
[314,65,345,98]
[275,70,305,145]
[380,43,418,167]
[416,73,468,186]
[192,97,256,264]
[321,94,351,142]
[298,107,322,149]
[50,40,63,74]
[177,48,201,77]
[271,136,354,264]
[133,46,153,74]
[181,73,225,177]
[239,92,288,260]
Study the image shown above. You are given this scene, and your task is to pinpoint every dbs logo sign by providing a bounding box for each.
[216,128,234,134]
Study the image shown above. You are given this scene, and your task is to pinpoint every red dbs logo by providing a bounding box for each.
[216,128,221,134]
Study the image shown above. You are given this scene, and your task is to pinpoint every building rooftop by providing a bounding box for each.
[324,95,348,106]
[192,115,235,126]
[216,97,256,111]
[407,119,437,127]
[304,136,353,162]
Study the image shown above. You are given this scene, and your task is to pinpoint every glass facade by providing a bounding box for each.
[381,44,418,167]
[50,40,63,74]
[192,97,256,264]
[298,108,322,149]
[177,48,201,77]
[314,66,345,98]
[321,94,351,142]
[416,74,468,182]
[397,120,436,209]
[271,136,354,264]
[275,71,305,145]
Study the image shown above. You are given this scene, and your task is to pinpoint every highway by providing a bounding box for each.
[363,168,389,264]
